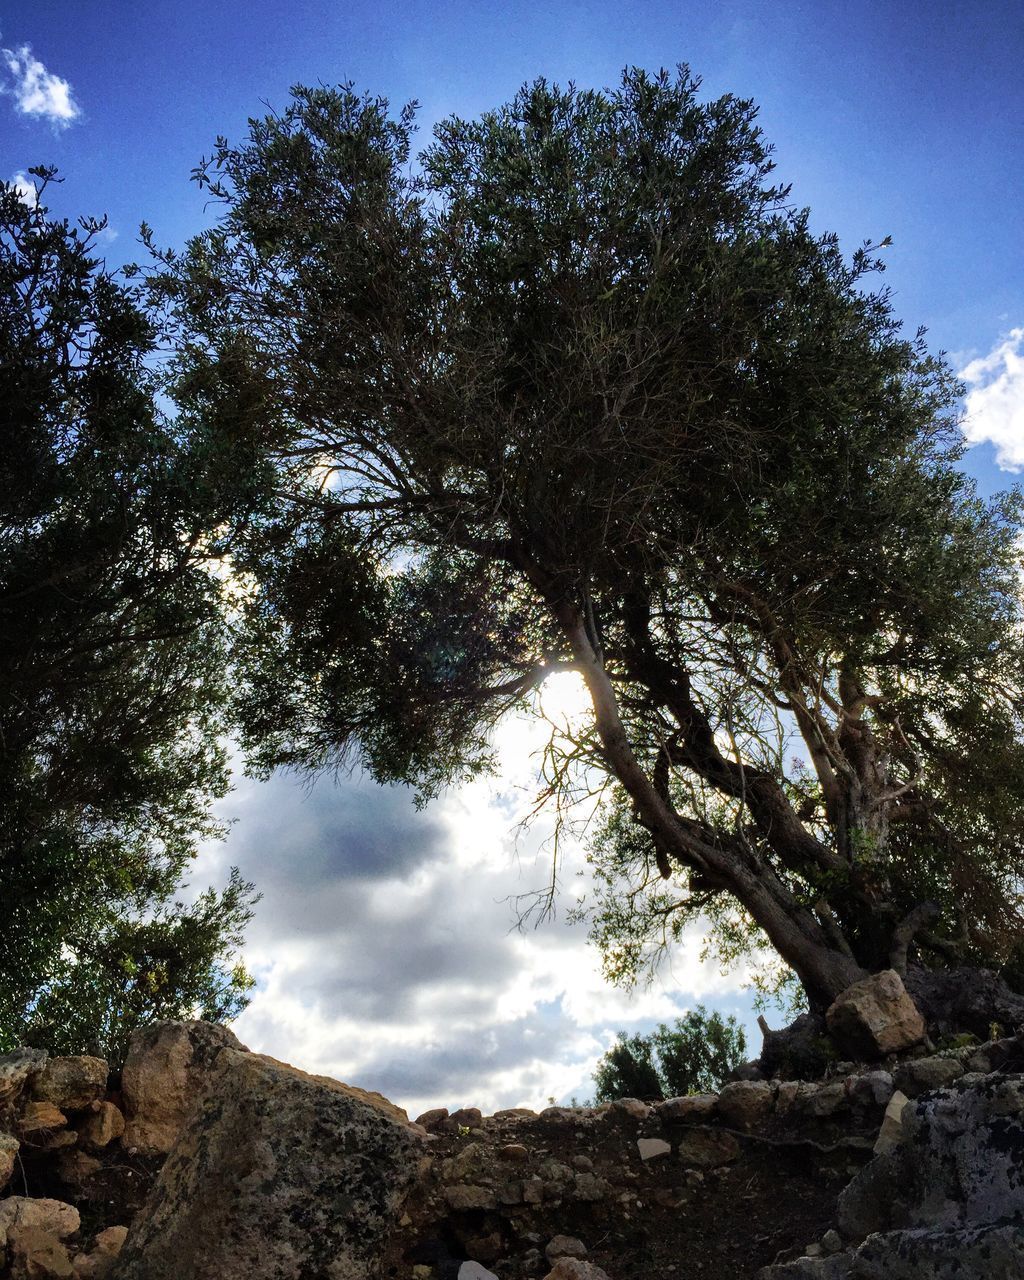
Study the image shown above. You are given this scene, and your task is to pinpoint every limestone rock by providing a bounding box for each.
[7,1225,74,1279]
[636,1137,670,1161]
[0,1198,81,1244]
[71,1225,128,1279]
[717,1080,773,1129]
[610,1097,650,1120]
[120,1020,247,1155]
[544,1261,612,1280]
[0,1049,48,1106]
[675,1128,740,1167]
[763,1224,1024,1278]
[845,1070,893,1111]
[893,1056,964,1098]
[656,1093,717,1122]
[458,1265,499,1280]
[825,970,925,1058]
[114,1048,424,1280]
[546,1236,588,1262]
[19,1100,68,1136]
[78,1101,125,1151]
[873,1089,910,1155]
[31,1056,107,1112]
[1,1130,21,1189]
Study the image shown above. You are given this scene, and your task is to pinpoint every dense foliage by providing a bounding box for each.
[149,68,1023,1009]
[0,171,257,1051]
[593,1006,747,1101]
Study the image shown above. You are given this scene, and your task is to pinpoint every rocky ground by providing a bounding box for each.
[0,969,1022,1279]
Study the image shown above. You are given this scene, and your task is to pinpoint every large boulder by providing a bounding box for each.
[0,1131,20,1189]
[120,1020,246,1155]
[0,1049,48,1106]
[760,1070,1024,1279]
[825,970,925,1058]
[113,1048,426,1280]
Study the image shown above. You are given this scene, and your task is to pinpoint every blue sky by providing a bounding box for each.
[3,1,1023,1111]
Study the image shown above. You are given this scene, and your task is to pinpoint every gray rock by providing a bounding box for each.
[543,1262,612,1280]
[826,970,926,1058]
[114,1048,424,1280]
[764,1225,1024,1278]
[893,1056,964,1098]
[845,1070,894,1111]
[459,1263,499,1280]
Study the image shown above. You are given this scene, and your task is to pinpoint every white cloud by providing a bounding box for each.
[2,42,79,126]
[959,327,1024,471]
[10,170,37,206]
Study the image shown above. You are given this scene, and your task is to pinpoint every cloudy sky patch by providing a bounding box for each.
[960,328,1024,472]
[1,41,79,126]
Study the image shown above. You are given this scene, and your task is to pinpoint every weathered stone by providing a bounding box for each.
[78,1101,125,1151]
[19,1100,68,1135]
[0,1198,81,1243]
[462,1231,503,1264]
[120,1020,247,1155]
[491,1107,537,1120]
[444,1184,496,1211]
[114,1048,424,1280]
[446,1107,483,1131]
[872,1089,910,1155]
[799,1081,848,1119]
[636,1137,671,1161]
[763,1224,1024,1279]
[55,1149,102,1192]
[498,1142,529,1161]
[675,1127,741,1167]
[7,1225,74,1279]
[717,1080,773,1129]
[1,1130,21,1188]
[893,1056,964,1098]
[964,1036,1019,1075]
[821,1230,843,1255]
[611,1097,650,1120]
[544,1261,612,1280]
[31,1057,107,1112]
[774,1080,802,1117]
[826,970,925,1058]
[414,1107,449,1130]
[656,1093,717,1122]
[845,1070,894,1111]
[572,1172,610,1201]
[546,1235,588,1262]
[71,1226,128,1279]
[539,1106,577,1123]
[0,1049,48,1105]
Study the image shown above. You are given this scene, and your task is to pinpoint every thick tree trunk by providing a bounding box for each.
[558,609,866,1008]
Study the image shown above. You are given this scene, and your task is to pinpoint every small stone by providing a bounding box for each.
[490,1107,537,1120]
[572,1172,609,1201]
[498,1143,529,1161]
[78,1101,125,1151]
[545,1235,587,1262]
[56,1149,102,1191]
[464,1233,503,1265]
[636,1137,671,1161]
[845,1070,894,1110]
[571,1154,593,1171]
[821,1229,843,1255]
[804,1242,823,1257]
[873,1090,911,1155]
[539,1106,576,1123]
[31,1057,107,1112]
[544,1262,612,1280]
[800,1081,848,1119]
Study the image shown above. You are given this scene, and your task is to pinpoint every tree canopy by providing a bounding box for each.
[150,68,1024,1011]
[592,1006,747,1102]
[0,171,257,1048]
